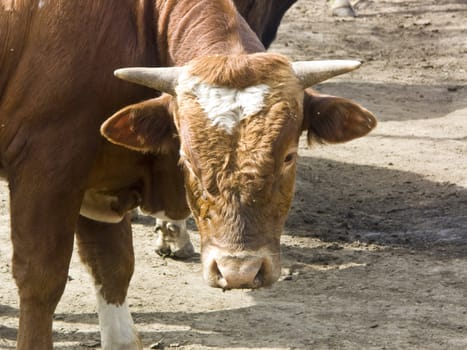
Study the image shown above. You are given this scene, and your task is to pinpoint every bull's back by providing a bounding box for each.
[0,0,156,174]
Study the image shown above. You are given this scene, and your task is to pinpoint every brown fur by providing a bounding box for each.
[76,216,135,305]
[187,53,296,89]
[110,56,376,289]
[156,0,264,65]
[101,95,177,154]
[302,88,377,144]
[174,53,303,256]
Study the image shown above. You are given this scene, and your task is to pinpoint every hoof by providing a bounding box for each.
[156,241,195,259]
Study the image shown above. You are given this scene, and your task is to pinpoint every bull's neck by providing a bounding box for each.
[155,0,265,67]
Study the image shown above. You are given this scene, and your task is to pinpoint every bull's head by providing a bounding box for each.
[101,53,376,289]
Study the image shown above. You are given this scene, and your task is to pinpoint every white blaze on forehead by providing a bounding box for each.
[176,73,270,134]
[95,286,141,349]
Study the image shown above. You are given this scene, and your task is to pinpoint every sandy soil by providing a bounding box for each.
[1,0,466,349]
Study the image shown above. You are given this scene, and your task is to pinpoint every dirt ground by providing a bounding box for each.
[1,0,466,349]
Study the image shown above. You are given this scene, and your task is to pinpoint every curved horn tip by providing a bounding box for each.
[347,60,362,70]
[321,59,362,71]
[114,68,133,79]
[350,59,361,67]
[114,69,123,77]
[292,59,365,87]
[112,66,182,93]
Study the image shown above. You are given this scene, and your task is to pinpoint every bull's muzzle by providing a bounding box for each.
[202,247,281,289]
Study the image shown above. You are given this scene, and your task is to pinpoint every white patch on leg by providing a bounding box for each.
[95,286,142,350]
[176,74,270,134]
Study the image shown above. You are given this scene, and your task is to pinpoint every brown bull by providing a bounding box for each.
[0,0,375,349]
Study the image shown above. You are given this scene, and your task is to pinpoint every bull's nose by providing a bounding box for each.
[204,251,279,289]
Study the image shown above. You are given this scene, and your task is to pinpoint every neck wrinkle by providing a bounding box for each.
[155,0,265,67]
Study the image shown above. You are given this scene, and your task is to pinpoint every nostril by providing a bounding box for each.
[204,253,278,290]
[211,260,228,289]
[211,259,221,278]
[256,257,275,287]
[253,264,265,288]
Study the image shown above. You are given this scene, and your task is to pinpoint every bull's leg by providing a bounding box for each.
[76,215,142,350]
[9,178,80,349]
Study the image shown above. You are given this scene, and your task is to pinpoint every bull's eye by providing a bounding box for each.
[284,152,296,165]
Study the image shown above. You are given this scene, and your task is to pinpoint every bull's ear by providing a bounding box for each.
[302,89,377,144]
[101,94,178,154]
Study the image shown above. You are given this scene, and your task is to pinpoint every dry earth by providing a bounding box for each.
[1,0,466,349]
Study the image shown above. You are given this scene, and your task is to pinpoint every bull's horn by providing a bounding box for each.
[114,67,183,95]
[292,60,361,87]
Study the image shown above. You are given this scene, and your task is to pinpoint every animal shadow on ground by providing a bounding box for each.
[287,155,467,253]
[316,82,466,123]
